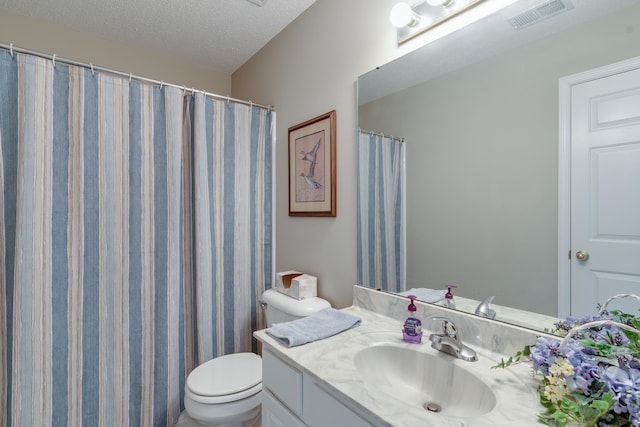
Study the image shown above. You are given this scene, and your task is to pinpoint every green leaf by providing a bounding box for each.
[592,355,619,366]
[590,398,611,412]
[538,411,570,427]
[538,393,555,410]
[559,397,579,414]
[491,345,533,369]
[571,392,591,405]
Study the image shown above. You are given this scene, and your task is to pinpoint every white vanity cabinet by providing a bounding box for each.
[262,349,372,427]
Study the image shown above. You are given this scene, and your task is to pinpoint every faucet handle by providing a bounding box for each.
[431,316,458,339]
[475,296,496,319]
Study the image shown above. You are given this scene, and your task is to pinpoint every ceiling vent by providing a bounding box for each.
[508,0,573,30]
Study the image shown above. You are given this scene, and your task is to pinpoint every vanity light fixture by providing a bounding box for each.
[389,0,485,44]
[390,2,421,28]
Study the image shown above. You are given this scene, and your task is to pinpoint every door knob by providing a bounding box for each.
[575,250,589,261]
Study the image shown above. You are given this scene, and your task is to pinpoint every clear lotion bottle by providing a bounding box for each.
[443,285,457,309]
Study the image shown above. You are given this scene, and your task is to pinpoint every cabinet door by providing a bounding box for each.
[262,390,307,427]
[263,350,304,416]
[304,379,372,427]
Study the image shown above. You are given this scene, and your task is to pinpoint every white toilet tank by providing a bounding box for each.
[261,288,330,326]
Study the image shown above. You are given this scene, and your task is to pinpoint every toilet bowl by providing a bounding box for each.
[182,289,331,426]
[183,352,262,427]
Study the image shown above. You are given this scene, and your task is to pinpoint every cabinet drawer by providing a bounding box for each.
[304,379,372,427]
[263,350,303,416]
[262,389,306,427]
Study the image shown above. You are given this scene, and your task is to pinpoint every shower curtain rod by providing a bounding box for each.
[0,42,275,111]
[359,128,404,143]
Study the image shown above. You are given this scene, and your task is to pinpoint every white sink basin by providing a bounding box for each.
[354,343,497,418]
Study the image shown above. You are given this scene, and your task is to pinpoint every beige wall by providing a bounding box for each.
[232,0,416,308]
[0,9,230,94]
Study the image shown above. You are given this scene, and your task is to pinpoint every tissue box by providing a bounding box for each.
[275,271,317,300]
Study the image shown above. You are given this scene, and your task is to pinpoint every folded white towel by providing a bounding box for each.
[398,288,446,304]
[266,308,361,347]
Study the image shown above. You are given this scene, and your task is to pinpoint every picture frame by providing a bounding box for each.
[288,110,336,217]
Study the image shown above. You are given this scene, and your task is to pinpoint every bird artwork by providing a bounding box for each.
[300,138,322,189]
[300,138,320,176]
[299,172,322,189]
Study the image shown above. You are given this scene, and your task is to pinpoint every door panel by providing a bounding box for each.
[570,67,640,317]
[594,272,640,313]
[593,145,640,238]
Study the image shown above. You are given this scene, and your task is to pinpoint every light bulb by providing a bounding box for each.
[390,3,418,28]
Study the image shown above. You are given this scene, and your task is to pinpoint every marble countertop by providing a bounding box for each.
[255,298,545,427]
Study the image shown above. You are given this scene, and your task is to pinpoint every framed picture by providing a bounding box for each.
[288,110,336,217]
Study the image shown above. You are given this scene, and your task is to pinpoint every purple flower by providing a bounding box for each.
[566,374,590,392]
[561,339,601,393]
[605,366,632,390]
[518,311,640,426]
[611,330,628,346]
[603,366,640,423]
[530,337,561,375]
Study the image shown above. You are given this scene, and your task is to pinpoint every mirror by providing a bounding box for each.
[357,0,640,332]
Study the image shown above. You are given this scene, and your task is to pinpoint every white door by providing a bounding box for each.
[569,66,640,317]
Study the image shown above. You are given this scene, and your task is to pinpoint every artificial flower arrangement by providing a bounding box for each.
[495,302,640,427]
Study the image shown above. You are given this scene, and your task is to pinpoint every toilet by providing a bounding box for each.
[182,288,331,427]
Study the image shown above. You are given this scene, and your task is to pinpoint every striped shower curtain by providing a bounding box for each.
[0,50,273,426]
[357,131,405,293]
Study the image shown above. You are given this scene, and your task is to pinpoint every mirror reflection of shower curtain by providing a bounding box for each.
[357,130,406,293]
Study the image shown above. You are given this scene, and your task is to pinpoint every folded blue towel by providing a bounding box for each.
[266,308,361,347]
[398,288,446,303]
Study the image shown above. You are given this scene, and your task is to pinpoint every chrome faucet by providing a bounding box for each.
[429,317,478,362]
[475,296,496,319]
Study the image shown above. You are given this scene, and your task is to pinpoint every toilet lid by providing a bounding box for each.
[187,352,262,397]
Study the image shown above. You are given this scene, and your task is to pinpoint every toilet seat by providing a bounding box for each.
[186,352,262,404]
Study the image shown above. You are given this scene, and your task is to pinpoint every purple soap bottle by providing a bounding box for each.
[402,295,422,343]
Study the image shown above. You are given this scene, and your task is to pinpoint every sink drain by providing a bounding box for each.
[423,402,442,413]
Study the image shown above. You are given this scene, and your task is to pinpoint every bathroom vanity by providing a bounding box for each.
[254,285,552,427]
[261,349,371,426]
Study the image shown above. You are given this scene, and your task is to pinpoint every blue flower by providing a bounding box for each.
[562,340,601,394]
[605,367,640,423]
[530,337,561,375]
[501,310,640,427]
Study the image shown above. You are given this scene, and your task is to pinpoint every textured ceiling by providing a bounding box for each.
[0,0,316,74]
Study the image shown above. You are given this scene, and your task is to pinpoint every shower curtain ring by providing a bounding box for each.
[129,72,132,83]
[52,54,56,67]
[226,95,230,104]
[90,63,95,75]
[160,80,164,89]
[9,43,14,58]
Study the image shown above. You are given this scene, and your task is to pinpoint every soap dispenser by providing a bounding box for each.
[402,295,422,344]
[443,285,457,309]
